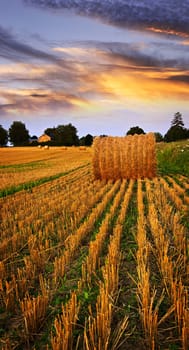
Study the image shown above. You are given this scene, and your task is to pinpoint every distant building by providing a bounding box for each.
[38,134,51,143]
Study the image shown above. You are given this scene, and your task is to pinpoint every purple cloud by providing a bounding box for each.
[24,0,189,37]
[0,25,65,64]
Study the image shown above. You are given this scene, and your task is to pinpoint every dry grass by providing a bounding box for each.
[0,146,188,349]
[0,146,91,165]
[51,292,80,350]
[20,275,49,339]
[0,146,92,190]
[84,180,134,350]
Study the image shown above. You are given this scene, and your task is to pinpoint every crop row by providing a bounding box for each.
[0,147,92,191]
[0,172,188,349]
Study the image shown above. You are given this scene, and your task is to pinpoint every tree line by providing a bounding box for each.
[0,122,93,147]
[0,112,188,147]
[126,112,189,141]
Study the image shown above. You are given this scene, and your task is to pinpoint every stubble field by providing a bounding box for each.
[0,143,188,350]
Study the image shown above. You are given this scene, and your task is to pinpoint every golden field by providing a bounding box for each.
[0,145,188,350]
[0,146,92,191]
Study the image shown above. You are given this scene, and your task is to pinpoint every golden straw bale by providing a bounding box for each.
[92,133,156,180]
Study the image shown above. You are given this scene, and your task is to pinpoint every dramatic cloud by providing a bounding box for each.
[25,0,189,37]
[0,1,188,133]
[1,30,189,120]
[90,41,189,70]
[0,26,64,64]
[168,74,189,85]
[0,87,90,116]
[30,93,49,98]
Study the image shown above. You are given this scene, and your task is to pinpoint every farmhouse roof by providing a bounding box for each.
[38,134,51,143]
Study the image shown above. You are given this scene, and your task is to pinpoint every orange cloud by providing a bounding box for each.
[0,86,91,116]
[146,27,189,38]
[52,47,101,57]
[98,68,189,104]
[0,43,188,119]
[181,40,189,46]
[0,63,47,76]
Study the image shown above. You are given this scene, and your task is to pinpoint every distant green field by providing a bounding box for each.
[157,140,189,176]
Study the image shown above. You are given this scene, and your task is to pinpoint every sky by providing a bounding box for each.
[0,0,189,137]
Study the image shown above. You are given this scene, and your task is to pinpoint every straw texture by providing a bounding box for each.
[92,133,156,180]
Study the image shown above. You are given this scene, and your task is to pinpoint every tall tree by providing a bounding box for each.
[9,121,30,146]
[126,126,145,135]
[164,113,187,142]
[171,112,184,128]
[0,125,8,146]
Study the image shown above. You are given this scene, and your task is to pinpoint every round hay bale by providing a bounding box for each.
[92,133,156,180]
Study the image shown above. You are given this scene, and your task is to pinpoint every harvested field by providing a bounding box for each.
[0,145,188,350]
[0,147,91,194]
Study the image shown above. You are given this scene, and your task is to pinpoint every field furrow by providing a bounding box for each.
[0,146,188,350]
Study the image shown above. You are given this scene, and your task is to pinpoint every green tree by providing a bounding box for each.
[79,136,85,146]
[164,126,187,142]
[164,113,187,142]
[80,134,93,146]
[154,132,164,142]
[0,125,8,146]
[85,134,93,146]
[44,127,57,142]
[9,121,30,146]
[126,126,145,135]
[171,112,184,128]
[56,123,79,146]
